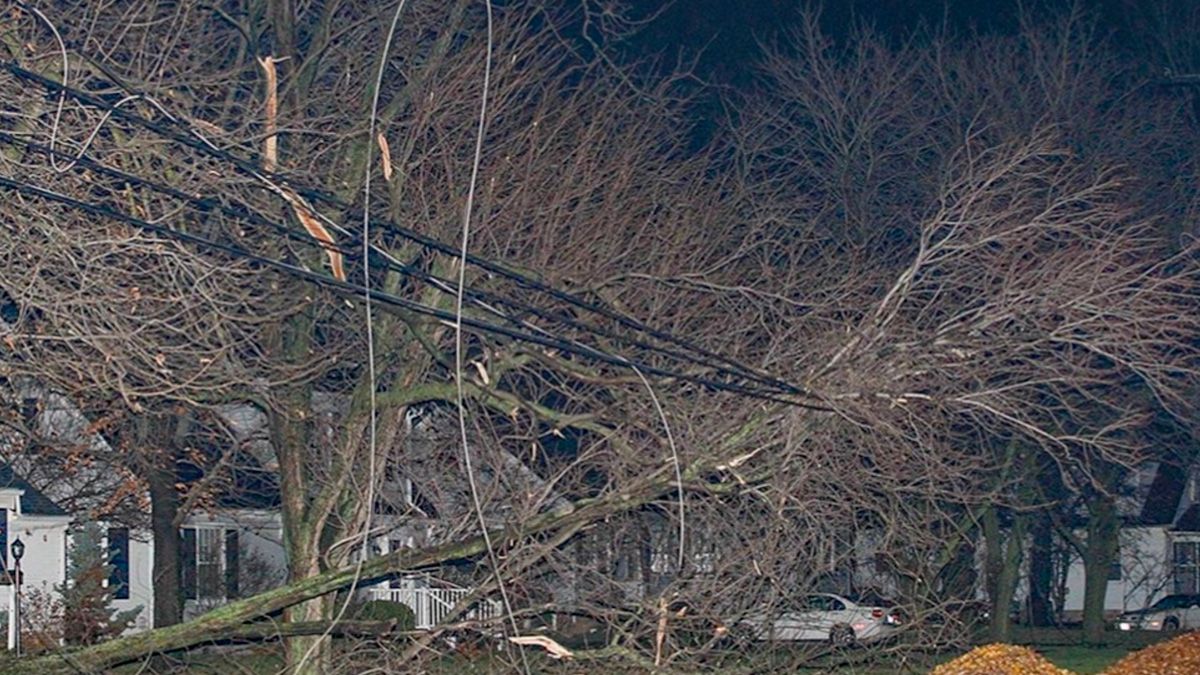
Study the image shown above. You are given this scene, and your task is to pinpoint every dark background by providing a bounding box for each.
[616,0,1173,86]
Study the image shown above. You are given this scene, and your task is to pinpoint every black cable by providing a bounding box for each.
[1,60,818,401]
[0,173,827,409]
[0,130,790,392]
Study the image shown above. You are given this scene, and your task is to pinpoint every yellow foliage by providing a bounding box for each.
[1101,631,1200,675]
[930,643,1074,675]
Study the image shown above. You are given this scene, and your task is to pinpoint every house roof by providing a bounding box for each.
[1174,504,1200,533]
[0,464,68,516]
[1140,461,1187,526]
[176,453,280,511]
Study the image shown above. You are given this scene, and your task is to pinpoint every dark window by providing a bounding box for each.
[804,596,830,611]
[181,528,197,601]
[1108,560,1122,582]
[181,527,234,601]
[224,529,239,599]
[1174,542,1200,595]
[0,508,7,571]
[19,398,38,424]
[106,527,130,600]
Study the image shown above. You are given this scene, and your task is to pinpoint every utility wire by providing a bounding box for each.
[0,128,802,398]
[1,60,819,402]
[0,172,823,408]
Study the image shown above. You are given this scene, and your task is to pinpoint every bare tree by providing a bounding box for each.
[0,3,1196,674]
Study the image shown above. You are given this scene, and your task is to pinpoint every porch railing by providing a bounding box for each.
[365,586,504,630]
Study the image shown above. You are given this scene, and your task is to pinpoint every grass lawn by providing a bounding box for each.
[43,627,1180,674]
[1036,645,1129,674]
[904,627,1166,675]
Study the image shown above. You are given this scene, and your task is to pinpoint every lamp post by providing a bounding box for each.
[10,537,23,657]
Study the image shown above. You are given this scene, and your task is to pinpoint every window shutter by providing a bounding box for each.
[0,508,8,571]
[181,528,197,601]
[224,529,239,599]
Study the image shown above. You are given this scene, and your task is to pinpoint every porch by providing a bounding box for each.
[363,576,503,630]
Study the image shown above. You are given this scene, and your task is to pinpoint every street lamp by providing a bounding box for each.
[10,538,23,657]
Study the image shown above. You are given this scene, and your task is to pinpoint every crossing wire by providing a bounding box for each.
[1,60,820,402]
[0,128,795,394]
[0,172,827,409]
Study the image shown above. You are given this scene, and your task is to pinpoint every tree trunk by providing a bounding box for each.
[282,530,329,675]
[147,461,182,628]
[137,412,189,629]
[983,506,1025,643]
[266,296,334,673]
[939,533,978,618]
[1028,512,1055,627]
[1081,494,1119,646]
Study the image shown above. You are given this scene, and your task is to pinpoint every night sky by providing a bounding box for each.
[616,0,1161,86]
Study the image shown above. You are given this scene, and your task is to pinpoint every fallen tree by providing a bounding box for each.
[7,456,729,674]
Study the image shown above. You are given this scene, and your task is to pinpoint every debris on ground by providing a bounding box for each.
[929,643,1074,675]
[1101,630,1200,675]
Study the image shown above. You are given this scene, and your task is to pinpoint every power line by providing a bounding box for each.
[1,60,819,401]
[0,129,796,394]
[0,172,826,409]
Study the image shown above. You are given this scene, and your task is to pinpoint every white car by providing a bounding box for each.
[1116,594,1200,632]
[743,593,903,645]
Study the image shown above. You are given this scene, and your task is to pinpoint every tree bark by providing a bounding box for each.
[147,460,182,628]
[1028,511,1055,627]
[1081,494,1119,646]
[983,505,1025,643]
[137,412,189,629]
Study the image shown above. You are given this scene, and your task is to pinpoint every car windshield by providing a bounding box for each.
[848,592,892,608]
[1150,595,1196,610]
[799,595,844,612]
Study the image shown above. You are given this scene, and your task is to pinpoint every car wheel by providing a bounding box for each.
[1163,617,1180,631]
[829,624,855,647]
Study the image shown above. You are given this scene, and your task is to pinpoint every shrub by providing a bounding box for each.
[58,523,141,645]
[353,600,416,631]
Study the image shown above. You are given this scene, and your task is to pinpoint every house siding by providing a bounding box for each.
[1060,526,1170,620]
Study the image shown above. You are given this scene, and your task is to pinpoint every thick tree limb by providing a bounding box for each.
[10,462,694,674]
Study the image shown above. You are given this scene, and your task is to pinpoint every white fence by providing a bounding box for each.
[366,586,504,630]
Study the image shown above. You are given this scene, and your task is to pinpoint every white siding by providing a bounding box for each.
[9,515,70,600]
[113,532,153,632]
[1060,526,1170,617]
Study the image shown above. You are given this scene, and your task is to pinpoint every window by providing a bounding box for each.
[1174,542,1200,595]
[224,529,239,599]
[804,595,843,611]
[106,527,130,600]
[0,508,8,571]
[181,527,239,601]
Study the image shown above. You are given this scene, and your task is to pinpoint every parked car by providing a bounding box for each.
[742,593,903,645]
[1116,594,1200,632]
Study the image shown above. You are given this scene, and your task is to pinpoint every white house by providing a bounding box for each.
[848,460,1200,623]
[0,461,289,639]
[0,464,72,649]
[104,508,288,629]
[1055,460,1200,620]
[3,383,533,638]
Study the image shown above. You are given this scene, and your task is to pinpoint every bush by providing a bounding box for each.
[353,600,416,631]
